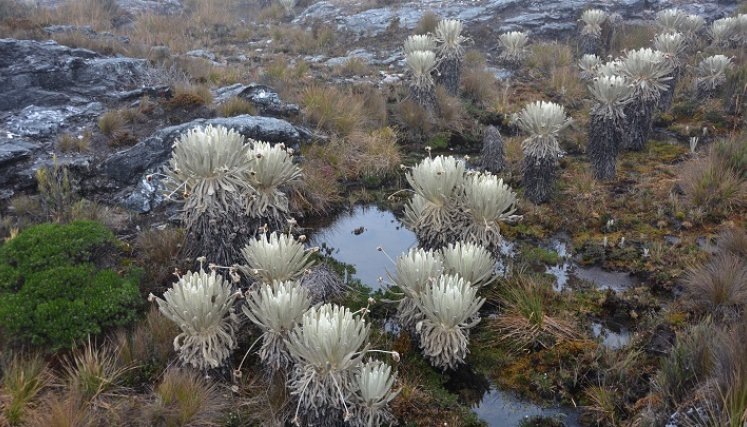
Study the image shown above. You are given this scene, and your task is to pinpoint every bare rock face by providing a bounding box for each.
[212,83,301,117]
[33,0,183,16]
[0,39,149,115]
[295,0,735,39]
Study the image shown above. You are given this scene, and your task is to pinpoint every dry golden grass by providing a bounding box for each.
[393,98,435,143]
[115,307,177,374]
[489,275,578,351]
[270,24,336,55]
[680,151,747,219]
[1,353,53,426]
[57,132,91,153]
[218,97,257,117]
[50,0,122,31]
[328,127,402,180]
[127,13,193,54]
[144,369,225,427]
[166,84,214,109]
[610,24,657,55]
[61,339,131,402]
[547,65,586,106]
[97,111,124,137]
[527,41,575,76]
[291,147,342,214]
[461,67,498,106]
[414,10,440,35]
[29,392,100,427]
[300,85,366,136]
[332,57,371,77]
[134,227,185,290]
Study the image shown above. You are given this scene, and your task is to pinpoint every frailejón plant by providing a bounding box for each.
[515,101,572,203]
[587,76,634,180]
[434,19,466,95]
[154,267,240,370]
[242,280,312,371]
[415,274,485,370]
[239,232,315,284]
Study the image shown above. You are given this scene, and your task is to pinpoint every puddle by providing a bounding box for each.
[592,321,632,350]
[574,265,636,292]
[546,262,572,291]
[545,263,636,292]
[445,367,581,427]
[307,205,417,290]
[473,388,581,427]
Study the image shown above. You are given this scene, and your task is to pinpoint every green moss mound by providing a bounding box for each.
[0,221,142,350]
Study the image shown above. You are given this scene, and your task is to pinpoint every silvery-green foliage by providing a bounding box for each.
[389,247,444,330]
[589,75,634,118]
[441,241,496,287]
[242,280,311,371]
[654,32,687,65]
[579,54,602,79]
[710,17,739,46]
[402,160,466,248]
[405,50,436,88]
[164,125,252,224]
[737,14,747,45]
[616,48,673,100]
[349,361,399,427]
[404,155,465,232]
[680,13,705,37]
[656,9,703,37]
[515,101,572,159]
[404,34,436,55]
[656,8,685,32]
[595,59,622,78]
[277,0,295,13]
[286,304,369,421]
[434,19,465,59]
[245,140,302,219]
[462,173,519,247]
[390,248,444,298]
[498,31,529,64]
[406,155,464,207]
[416,275,484,370]
[155,268,240,370]
[695,54,733,92]
[580,9,607,36]
[240,232,315,283]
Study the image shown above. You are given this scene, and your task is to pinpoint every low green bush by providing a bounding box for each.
[0,221,142,350]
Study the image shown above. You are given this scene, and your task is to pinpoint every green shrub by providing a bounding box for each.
[0,221,142,350]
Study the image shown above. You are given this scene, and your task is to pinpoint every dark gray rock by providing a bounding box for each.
[43,25,130,44]
[5,103,104,137]
[295,0,735,39]
[0,138,37,168]
[122,176,166,213]
[35,0,183,15]
[212,83,300,117]
[0,39,150,113]
[100,115,311,185]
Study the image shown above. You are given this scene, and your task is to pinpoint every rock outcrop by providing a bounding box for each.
[295,0,735,39]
